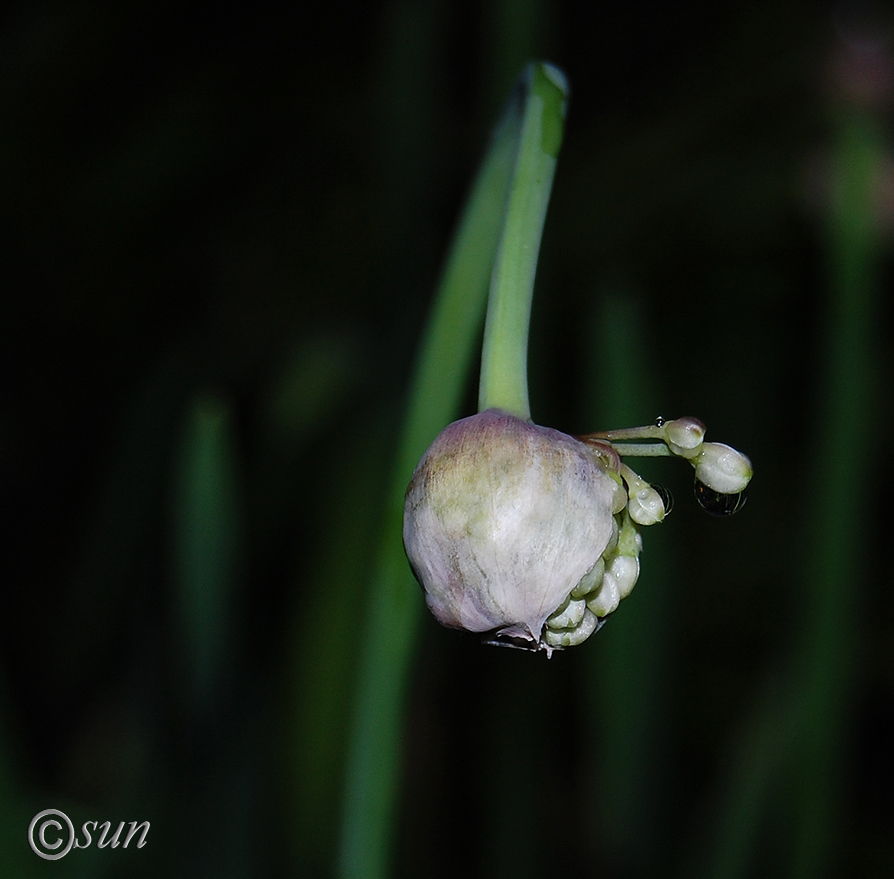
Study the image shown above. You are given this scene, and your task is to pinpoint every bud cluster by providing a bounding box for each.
[403,409,751,655]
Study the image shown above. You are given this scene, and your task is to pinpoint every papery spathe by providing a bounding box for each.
[403,409,618,645]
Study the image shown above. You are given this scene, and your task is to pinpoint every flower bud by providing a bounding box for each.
[571,558,604,599]
[403,409,619,650]
[627,485,666,526]
[621,467,666,525]
[663,417,705,458]
[692,442,753,494]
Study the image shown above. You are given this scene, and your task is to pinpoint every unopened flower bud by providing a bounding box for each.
[403,409,619,650]
[586,571,621,618]
[621,467,666,525]
[627,486,665,526]
[546,595,587,629]
[544,608,601,649]
[663,417,705,458]
[571,558,604,599]
[692,442,753,494]
[608,554,639,600]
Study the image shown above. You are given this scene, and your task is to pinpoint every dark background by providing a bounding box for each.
[2,1,892,876]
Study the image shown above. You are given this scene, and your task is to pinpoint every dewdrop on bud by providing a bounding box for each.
[692,442,753,494]
[627,484,666,526]
[621,466,666,526]
[403,409,619,652]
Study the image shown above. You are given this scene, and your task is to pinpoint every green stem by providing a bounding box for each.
[611,443,674,458]
[478,62,568,419]
[336,65,545,879]
[587,424,664,441]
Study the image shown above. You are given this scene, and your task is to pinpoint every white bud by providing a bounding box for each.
[663,417,705,458]
[547,595,587,630]
[403,409,618,648]
[586,571,621,618]
[571,557,604,599]
[544,609,601,648]
[693,442,753,494]
[607,554,639,600]
[627,484,666,525]
[610,477,628,514]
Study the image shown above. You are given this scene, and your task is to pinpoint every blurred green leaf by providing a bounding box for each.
[171,394,243,715]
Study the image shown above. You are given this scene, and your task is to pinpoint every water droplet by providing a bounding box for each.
[480,632,544,652]
[652,483,674,516]
[694,479,747,517]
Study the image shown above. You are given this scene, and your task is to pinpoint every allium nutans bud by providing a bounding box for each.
[404,409,748,653]
[403,409,620,653]
[692,442,753,494]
